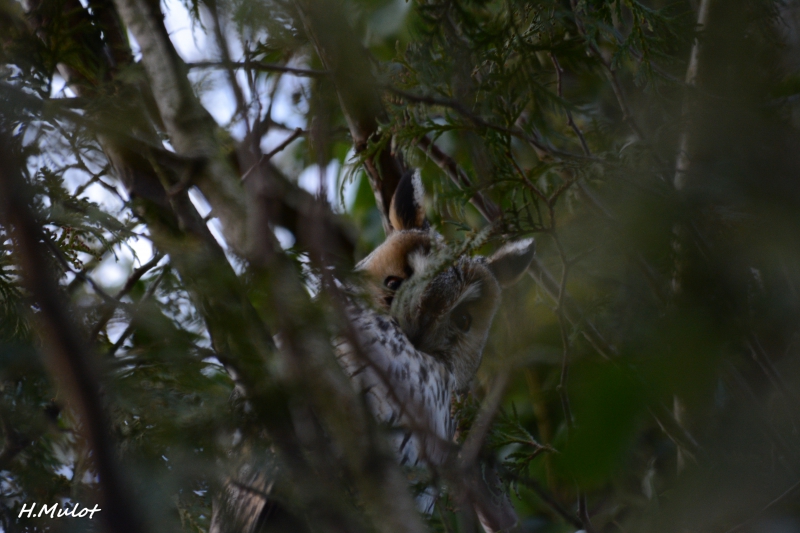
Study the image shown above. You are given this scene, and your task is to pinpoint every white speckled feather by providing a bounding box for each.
[336,303,455,511]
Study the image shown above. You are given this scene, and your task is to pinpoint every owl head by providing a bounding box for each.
[357,171,535,389]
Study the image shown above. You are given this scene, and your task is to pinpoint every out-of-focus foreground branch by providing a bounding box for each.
[108,2,426,531]
[295,0,405,234]
[15,1,429,531]
[0,132,146,533]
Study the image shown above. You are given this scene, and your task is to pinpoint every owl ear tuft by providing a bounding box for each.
[488,238,535,287]
[389,170,427,231]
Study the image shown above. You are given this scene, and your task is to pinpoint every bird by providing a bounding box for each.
[211,170,534,533]
[336,170,535,530]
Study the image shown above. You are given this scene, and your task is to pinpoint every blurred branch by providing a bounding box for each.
[748,337,800,417]
[0,414,28,471]
[89,0,133,68]
[207,5,251,132]
[578,494,596,533]
[724,362,799,465]
[670,0,713,473]
[0,133,147,533]
[674,0,712,190]
[461,372,510,466]
[295,0,404,234]
[28,2,351,521]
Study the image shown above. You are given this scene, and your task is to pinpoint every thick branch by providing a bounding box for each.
[295,0,404,233]
[113,0,248,252]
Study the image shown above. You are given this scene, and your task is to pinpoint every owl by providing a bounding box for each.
[336,170,534,529]
[211,171,533,533]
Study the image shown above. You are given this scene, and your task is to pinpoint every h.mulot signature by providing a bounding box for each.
[18,502,101,519]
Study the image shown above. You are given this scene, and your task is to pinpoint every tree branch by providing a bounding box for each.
[569,0,645,141]
[723,479,800,533]
[0,132,147,533]
[113,0,249,252]
[187,60,327,78]
[295,0,404,233]
[391,87,595,162]
[674,0,712,190]
[90,253,164,340]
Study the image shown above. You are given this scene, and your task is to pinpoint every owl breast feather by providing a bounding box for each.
[335,302,456,472]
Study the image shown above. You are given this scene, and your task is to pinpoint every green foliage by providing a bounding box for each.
[3,0,800,532]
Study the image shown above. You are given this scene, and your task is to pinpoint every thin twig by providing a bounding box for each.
[510,155,549,206]
[44,240,119,306]
[417,135,502,221]
[107,267,168,356]
[186,60,328,78]
[392,87,597,162]
[241,128,305,183]
[460,371,511,466]
[504,470,583,529]
[90,253,164,340]
[569,0,644,141]
[550,53,591,156]
[723,479,800,533]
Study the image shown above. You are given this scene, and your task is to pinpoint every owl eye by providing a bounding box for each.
[384,276,404,291]
[453,308,472,332]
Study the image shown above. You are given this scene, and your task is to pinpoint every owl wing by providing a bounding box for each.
[335,304,456,471]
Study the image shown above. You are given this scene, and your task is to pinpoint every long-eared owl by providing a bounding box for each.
[210,170,534,533]
[336,170,535,528]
